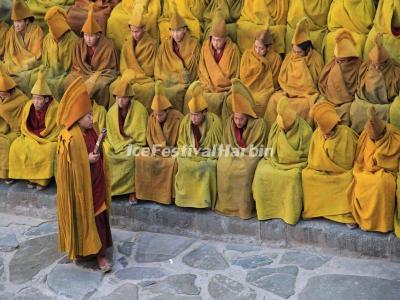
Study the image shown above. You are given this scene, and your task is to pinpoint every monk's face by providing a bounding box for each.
[254,40,271,57]
[292,44,306,57]
[153,110,168,124]
[335,57,355,64]
[233,113,248,129]
[13,19,29,33]
[211,36,227,51]
[190,111,206,126]
[0,91,11,101]
[171,27,187,43]
[116,96,131,110]
[78,112,93,130]
[83,33,101,47]
[130,25,146,42]
[32,95,50,111]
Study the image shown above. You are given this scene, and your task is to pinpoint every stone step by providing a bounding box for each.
[1,181,399,262]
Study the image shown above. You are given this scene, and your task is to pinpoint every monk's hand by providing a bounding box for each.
[89,152,100,164]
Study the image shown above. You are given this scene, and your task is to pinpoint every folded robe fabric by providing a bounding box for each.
[0,21,9,59]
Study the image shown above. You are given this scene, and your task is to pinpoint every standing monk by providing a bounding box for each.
[57,76,112,272]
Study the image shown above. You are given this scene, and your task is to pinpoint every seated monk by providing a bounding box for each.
[135,81,183,204]
[4,0,44,96]
[393,95,400,238]
[64,3,118,108]
[319,29,362,126]
[253,96,312,225]
[351,107,400,233]
[175,82,222,209]
[350,34,400,133]
[104,79,148,203]
[265,18,324,132]
[42,6,78,101]
[240,29,282,117]
[107,0,160,50]
[67,0,119,35]
[0,21,9,60]
[364,0,400,64]
[56,76,113,272]
[109,5,158,111]
[236,0,288,54]
[9,69,59,190]
[215,79,267,219]
[191,15,240,116]
[302,102,358,227]
[0,66,29,185]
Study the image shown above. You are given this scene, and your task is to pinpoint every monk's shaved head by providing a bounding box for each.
[254,39,271,57]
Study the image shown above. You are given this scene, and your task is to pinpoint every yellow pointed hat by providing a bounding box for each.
[113,78,135,97]
[129,2,146,28]
[365,106,386,140]
[211,13,228,38]
[170,8,186,30]
[31,67,52,96]
[188,81,208,113]
[81,3,102,34]
[45,6,71,40]
[291,17,310,45]
[151,81,172,111]
[231,79,257,118]
[334,29,358,58]
[0,64,17,92]
[369,33,390,65]
[311,101,340,135]
[57,76,92,129]
[255,27,273,46]
[11,0,33,21]
[276,96,297,130]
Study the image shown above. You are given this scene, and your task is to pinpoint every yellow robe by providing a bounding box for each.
[286,0,332,55]
[42,30,78,101]
[324,0,375,62]
[236,0,288,54]
[253,117,312,224]
[175,112,222,208]
[106,0,161,50]
[155,34,200,112]
[109,33,158,111]
[351,125,400,233]
[364,0,400,64]
[302,125,358,224]
[215,116,267,219]
[104,100,148,196]
[135,109,183,204]
[0,89,29,179]
[240,48,282,117]
[9,100,59,185]
[4,22,44,96]
[57,124,111,260]
[0,21,9,59]
[93,101,106,132]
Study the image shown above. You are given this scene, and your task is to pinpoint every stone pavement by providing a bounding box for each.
[0,213,400,300]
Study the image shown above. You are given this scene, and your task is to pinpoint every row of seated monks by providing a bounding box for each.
[1,0,400,238]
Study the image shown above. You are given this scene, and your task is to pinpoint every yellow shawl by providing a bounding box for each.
[93,101,106,132]
[0,21,9,59]
[147,109,183,149]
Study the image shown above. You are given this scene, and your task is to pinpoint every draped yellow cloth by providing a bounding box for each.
[93,101,106,132]
[215,116,267,219]
[109,33,158,111]
[155,34,200,112]
[107,0,161,50]
[240,48,282,117]
[135,109,183,204]
[4,22,44,96]
[158,0,205,41]
[286,0,332,55]
[175,112,222,208]
[64,36,119,108]
[9,100,59,183]
[350,58,400,133]
[302,125,358,224]
[0,89,29,179]
[104,100,148,196]
[351,124,400,233]
[42,30,78,101]
[318,58,362,126]
[0,21,9,59]
[253,117,312,224]
[324,0,375,62]
[265,49,324,131]
[364,0,400,64]
[57,124,112,260]
[236,0,288,54]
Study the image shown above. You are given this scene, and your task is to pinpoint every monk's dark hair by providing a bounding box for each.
[297,40,313,52]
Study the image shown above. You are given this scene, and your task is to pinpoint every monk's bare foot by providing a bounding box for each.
[27,182,36,189]
[128,193,138,205]
[5,179,14,185]
[36,185,46,191]
[346,223,358,230]
[97,256,111,273]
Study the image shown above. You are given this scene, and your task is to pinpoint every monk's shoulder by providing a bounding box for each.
[101,36,118,51]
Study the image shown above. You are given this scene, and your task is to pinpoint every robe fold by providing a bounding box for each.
[253,117,312,224]
[93,101,107,132]
[9,100,59,185]
[351,125,400,233]
[65,35,119,108]
[0,21,9,59]
[104,100,148,196]
[175,112,222,208]
[302,125,358,224]
[135,109,183,204]
[215,116,267,219]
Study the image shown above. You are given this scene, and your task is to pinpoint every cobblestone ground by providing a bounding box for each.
[0,212,400,300]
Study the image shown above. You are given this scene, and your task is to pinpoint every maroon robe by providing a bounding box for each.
[213,44,225,64]
[27,100,52,137]
[191,123,202,150]
[233,123,246,148]
[173,40,187,68]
